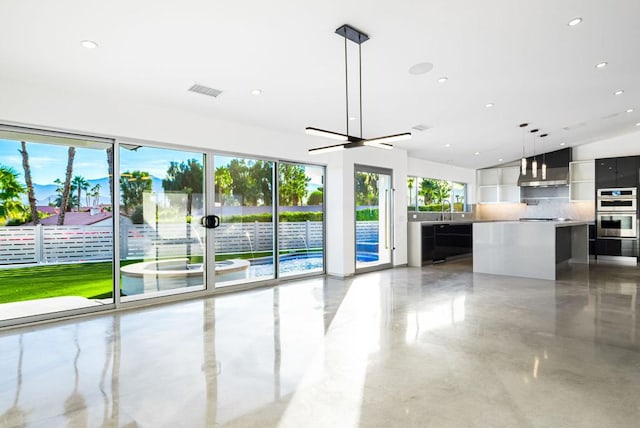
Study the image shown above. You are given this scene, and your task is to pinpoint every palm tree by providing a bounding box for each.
[0,165,26,223]
[19,141,39,225]
[90,183,101,207]
[58,147,75,225]
[72,176,89,210]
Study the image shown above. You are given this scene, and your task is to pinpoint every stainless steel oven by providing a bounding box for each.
[597,212,638,238]
[596,188,637,211]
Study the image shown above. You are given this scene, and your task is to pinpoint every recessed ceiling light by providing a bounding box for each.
[408,62,434,75]
[626,108,634,113]
[485,103,494,108]
[568,17,583,26]
[615,90,624,95]
[444,143,451,147]
[349,116,357,121]
[636,122,640,127]
[474,151,480,155]
[498,158,503,162]
[80,40,98,49]
[437,77,448,83]
[595,62,608,69]
[251,89,262,96]
[560,142,566,146]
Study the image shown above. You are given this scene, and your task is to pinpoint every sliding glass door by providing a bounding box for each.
[355,165,393,272]
[213,155,275,287]
[0,129,114,322]
[277,162,324,277]
[118,146,206,301]
[0,124,326,325]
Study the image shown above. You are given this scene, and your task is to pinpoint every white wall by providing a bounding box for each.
[573,129,640,161]
[324,146,409,277]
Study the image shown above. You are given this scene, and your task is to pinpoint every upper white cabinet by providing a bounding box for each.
[569,160,595,202]
[477,166,521,203]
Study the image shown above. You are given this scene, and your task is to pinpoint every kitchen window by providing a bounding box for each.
[407,176,470,212]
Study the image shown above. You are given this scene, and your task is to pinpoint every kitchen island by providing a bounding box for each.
[473,220,590,280]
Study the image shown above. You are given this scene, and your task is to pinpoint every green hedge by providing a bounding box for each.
[418,203,465,212]
[221,211,323,223]
[356,208,378,221]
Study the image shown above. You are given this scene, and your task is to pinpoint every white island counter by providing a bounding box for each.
[473,221,590,280]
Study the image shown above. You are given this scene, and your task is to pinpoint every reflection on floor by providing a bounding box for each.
[1,259,640,427]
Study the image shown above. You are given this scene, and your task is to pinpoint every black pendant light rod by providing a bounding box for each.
[344,35,349,137]
[359,40,363,139]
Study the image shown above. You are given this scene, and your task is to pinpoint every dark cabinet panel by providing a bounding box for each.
[615,156,639,188]
[596,238,638,257]
[421,225,434,262]
[433,223,472,261]
[596,156,638,188]
[596,158,617,189]
[588,223,596,256]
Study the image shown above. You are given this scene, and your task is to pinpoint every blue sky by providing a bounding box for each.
[0,138,323,189]
[0,139,201,185]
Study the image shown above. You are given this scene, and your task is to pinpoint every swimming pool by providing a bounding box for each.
[242,252,378,279]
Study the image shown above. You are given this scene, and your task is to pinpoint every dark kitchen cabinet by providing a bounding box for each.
[433,223,472,261]
[421,225,435,262]
[596,157,639,189]
[616,157,638,188]
[588,223,596,256]
[595,238,637,257]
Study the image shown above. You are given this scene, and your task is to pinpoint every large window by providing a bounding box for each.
[407,176,469,212]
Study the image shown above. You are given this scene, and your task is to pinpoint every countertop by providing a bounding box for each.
[482,220,591,227]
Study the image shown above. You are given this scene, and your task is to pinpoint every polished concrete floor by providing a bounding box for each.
[1,259,640,427]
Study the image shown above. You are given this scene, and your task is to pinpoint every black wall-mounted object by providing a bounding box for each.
[201,215,220,229]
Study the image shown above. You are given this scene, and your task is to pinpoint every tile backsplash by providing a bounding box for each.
[475,200,595,221]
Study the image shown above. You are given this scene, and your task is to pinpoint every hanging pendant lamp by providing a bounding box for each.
[307,24,411,154]
[530,128,539,178]
[519,123,528,175]
[540,133,548,180]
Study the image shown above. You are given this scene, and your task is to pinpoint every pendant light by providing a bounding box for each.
[540,133,548,180]
[530,128,539,178]
[519,123,528,175]
[307,24,411,154]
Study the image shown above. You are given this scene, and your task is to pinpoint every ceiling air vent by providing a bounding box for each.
[411,124,431,132]
[188,84,223,98]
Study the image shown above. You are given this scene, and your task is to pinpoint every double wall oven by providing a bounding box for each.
[596,188,637,239]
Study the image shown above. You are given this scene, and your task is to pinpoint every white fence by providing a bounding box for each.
[0,221,332,265]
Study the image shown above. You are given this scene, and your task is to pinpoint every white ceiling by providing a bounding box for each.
[1,0,639,169]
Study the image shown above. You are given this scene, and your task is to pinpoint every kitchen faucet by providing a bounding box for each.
[440,200,452,221]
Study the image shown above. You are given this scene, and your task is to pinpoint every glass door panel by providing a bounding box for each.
[355,166,393,272]
[277,162,324,277]
[119,146,206,301]
[0,130,114,322]
[213,155,275,287]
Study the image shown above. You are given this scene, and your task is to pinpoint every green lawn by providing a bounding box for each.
[0,262,115,304]
[0,250,316,304]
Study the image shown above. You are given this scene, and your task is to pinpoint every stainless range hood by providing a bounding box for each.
[517,147,572,187]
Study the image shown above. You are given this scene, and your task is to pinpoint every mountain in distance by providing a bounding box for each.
[27,176,165,206]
